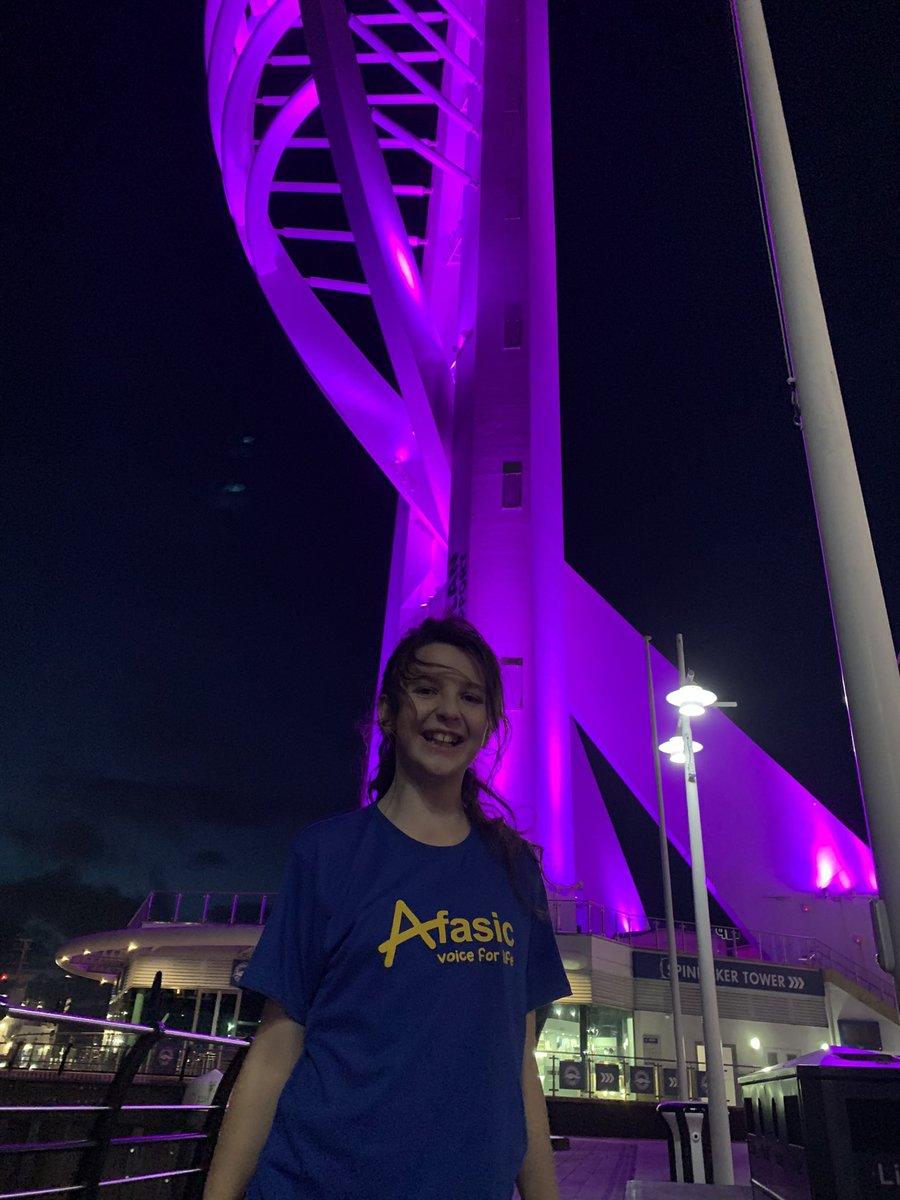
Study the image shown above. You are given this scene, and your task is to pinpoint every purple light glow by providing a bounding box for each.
[565,564,876,953]
[208,0,880,968]
[391,239,419,295]
[814,846,851,892]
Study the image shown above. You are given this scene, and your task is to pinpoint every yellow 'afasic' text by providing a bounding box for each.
[378,899,516,968]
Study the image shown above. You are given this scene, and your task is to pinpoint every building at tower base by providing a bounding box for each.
[45,886,898,1096]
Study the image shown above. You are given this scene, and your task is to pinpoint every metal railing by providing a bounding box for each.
[537,1051,757,1106]
[128,892,277,929]
[1,1028,236,1081]
[546,899,898,1010]
[0,998,248,1200]
[123,891,895,1008]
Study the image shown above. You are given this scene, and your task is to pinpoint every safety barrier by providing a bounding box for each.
[0,994,248,1200]
[546,900,897,1010]
[537,1052,756,1106]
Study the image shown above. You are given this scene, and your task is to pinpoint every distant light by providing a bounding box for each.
[666,683,717,715]
[127,942,138,953]
[820,1043,829,1051]
[750,1036,761,1051]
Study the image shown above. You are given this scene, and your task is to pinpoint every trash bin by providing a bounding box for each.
[739,1046,900,1199]
[656,1100,713,1183]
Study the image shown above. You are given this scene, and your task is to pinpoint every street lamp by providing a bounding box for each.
[659,634,735,1185]
[658,735,703,765]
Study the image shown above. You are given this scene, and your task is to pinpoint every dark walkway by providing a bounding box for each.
[513,1138,751,1200]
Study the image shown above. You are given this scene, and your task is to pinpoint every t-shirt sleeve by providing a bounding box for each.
[524,859,572,1012]
[239,837,327,1026]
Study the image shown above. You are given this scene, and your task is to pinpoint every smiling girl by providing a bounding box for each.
[203,617,569,1200]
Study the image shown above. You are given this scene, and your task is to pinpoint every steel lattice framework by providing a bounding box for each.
[205,0,880,970]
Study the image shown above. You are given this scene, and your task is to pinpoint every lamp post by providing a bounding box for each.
[644,636,689,1100]
[659,634,734,1185]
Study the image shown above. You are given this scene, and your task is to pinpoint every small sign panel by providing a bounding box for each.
[630,1065,657,1096]
[662,1068,680,1096]
[148,1040,179,1076]
[558,1060,584,1090]
[594,1063,620,1091]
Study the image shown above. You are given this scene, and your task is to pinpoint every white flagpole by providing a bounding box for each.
[731,0,900,998]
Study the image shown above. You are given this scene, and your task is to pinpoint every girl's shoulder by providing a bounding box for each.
[292,804,373,858]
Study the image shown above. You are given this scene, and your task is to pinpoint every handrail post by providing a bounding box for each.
[58,1040,75,1075]
[185,1042,251,1200]
[74,1025,166,1200]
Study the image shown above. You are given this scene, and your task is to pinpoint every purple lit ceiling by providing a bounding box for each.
[205,0,878,969]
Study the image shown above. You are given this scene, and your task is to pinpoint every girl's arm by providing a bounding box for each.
[515,1010,561,1200]
[203,999,305,1200]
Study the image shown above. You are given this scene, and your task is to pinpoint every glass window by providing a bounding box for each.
[837,1019,882,1051]
[216,992,239,1037]
[195,992,218,1035]
[162,988,198,1031]
[234,989,265,1039]
[536,1003,632,1097]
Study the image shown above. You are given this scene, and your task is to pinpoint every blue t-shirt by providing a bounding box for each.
[240,802,571,1200]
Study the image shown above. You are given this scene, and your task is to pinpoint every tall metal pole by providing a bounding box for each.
[731,1,900,997]
[677,635,734,1184]
[645,635,689,1100]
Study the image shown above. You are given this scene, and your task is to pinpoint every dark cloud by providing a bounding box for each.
[9,818,110,866]
[188,849,227,867]
[0,867,141,950]
[20,773,262,830]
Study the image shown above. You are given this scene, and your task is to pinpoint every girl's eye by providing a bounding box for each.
[463,693,484,705]
[412,685,436,696]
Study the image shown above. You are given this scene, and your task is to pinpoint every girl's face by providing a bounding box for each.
[386,642,491,785]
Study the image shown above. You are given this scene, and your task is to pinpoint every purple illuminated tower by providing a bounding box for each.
[205,0,884,973]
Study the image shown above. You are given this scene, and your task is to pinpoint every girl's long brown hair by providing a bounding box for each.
[365,616,549,916]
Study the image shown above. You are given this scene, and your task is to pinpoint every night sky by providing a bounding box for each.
[2,2,897,956]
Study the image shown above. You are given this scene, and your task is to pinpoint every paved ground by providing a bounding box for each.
[513,1138,751,1200]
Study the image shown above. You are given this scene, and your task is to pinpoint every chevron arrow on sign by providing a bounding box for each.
[595,1066,620,1088]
